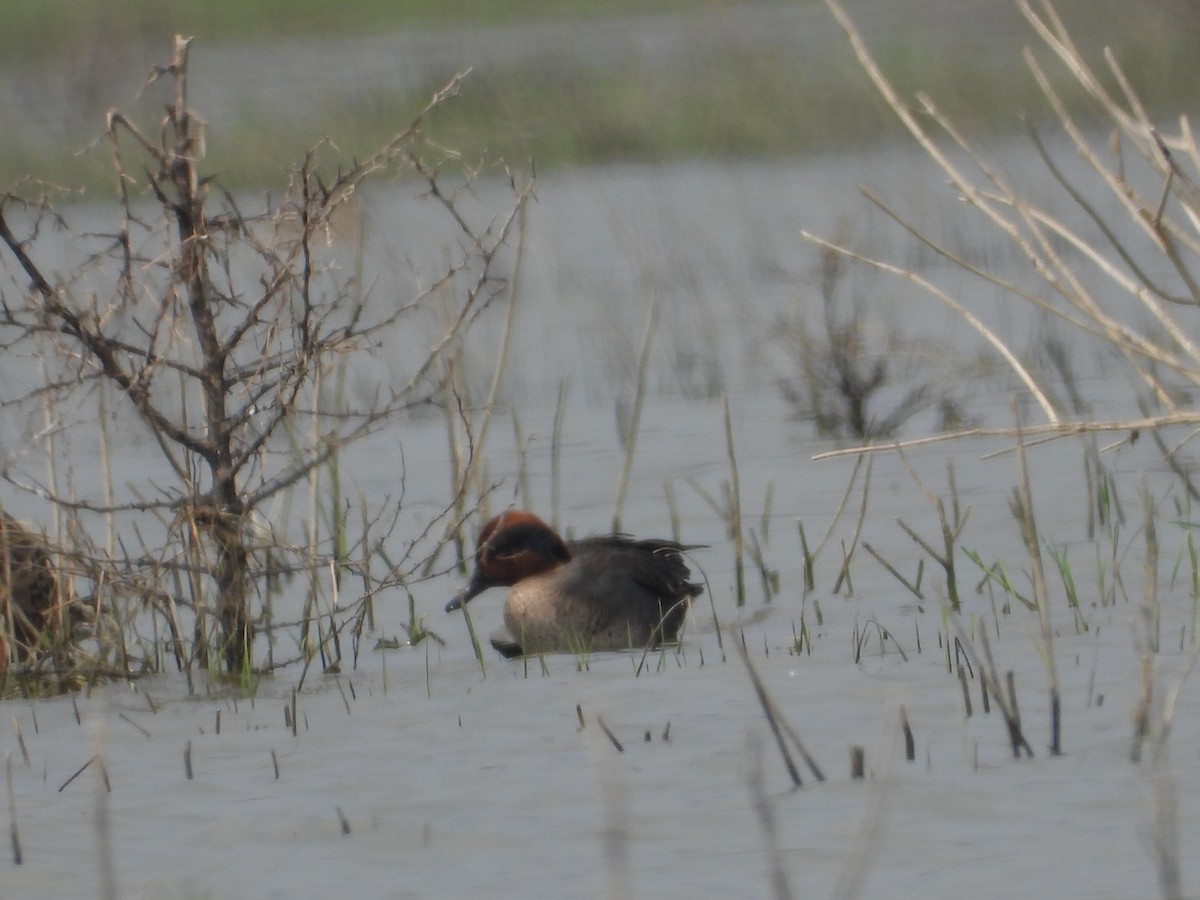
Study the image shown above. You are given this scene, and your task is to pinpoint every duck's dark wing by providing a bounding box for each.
[567,535,704,639]
[573,535,704,599]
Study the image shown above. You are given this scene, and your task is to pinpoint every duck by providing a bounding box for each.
[446,510,703,658]
[0,513,65,672]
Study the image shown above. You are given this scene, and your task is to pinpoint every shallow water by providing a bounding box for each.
[3,64,1200,900]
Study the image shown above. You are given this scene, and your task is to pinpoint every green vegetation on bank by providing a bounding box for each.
[2,1,1197,195]
[0,0,717,58]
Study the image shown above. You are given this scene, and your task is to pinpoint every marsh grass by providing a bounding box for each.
[797,452,867,596]
[722,397,746,607]
[612,299,657,533]
[1011,406,1062,755]
[862,541,923,602]
[961,622,1036,759]
[746,734,795,900]
[1044,542,1086,632]
[683,396,751,607]
[831,454,873,595]
[964,550,1032,613]
[746,528,778,605]
[5,753,19,865]
[806,13,1200,864]
[889,456,966,611]
[736,635,810,789]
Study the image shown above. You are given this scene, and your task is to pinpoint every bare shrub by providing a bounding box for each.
[774,242,969,440]
[0,38,531,678]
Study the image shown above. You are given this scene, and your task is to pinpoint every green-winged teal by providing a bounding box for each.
[446,510,703,657]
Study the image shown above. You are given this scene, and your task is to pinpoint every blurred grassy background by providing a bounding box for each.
[2,0,1197,195]
[0,0,709,53]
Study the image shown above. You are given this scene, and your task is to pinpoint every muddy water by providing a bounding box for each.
[3,146,1200,897]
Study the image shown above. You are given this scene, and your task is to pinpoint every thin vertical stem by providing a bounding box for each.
[613,298,659,533]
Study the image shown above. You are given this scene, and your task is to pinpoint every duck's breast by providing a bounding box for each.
[503,550,685,653]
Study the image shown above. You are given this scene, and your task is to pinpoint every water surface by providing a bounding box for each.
[2,100,1197,900]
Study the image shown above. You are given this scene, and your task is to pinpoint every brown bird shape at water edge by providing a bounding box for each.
[446,510,704,658]
[0,513,69,672]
